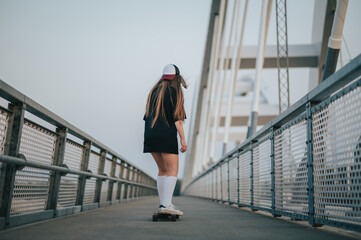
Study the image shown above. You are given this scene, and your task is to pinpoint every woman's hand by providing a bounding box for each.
[175,120,187,153]
[180,138,187,153]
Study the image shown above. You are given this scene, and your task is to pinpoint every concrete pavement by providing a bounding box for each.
[0,196,359,240]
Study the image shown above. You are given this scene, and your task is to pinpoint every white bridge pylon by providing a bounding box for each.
[183,0,345,189]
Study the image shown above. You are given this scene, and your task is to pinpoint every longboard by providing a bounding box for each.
[152,212,180,222]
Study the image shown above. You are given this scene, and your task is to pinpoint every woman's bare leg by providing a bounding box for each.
[161,153,179,208]
[151,152,167,176]
[151,152,167,207]
[161,153,179,177]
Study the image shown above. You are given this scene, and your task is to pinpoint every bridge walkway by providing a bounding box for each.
[0,196,358,240]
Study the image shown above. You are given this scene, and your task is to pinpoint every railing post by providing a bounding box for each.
[46,127,68,215]
[220,164,223,202]
[215,168,218,201]
[128,167,133,199]
[270,127,280,217]
[237,150,240,206]
[250,146,254,211]
[306,102,317,226]
[144,176,148,196]
[94,150,106,203]
[134,170,138,198]
[116,162,123,200]
[130,168,136,199]
[147,177,151,196]
[144,175,148,196]
[134,169,139,198]
[130,167,135,199]
[0,102,25,227]
[211,169,214,200]
[270,128,276,216]
[139,172,144,196]
[123,164,131,200]
[138,172,144,197]
[227,158,230,203]
[117,161,124,200]
[135,170,141,198]
[107,156,117,202]
[76,140,91,206]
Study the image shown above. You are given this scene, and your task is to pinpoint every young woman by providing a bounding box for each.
[143,64,187,215]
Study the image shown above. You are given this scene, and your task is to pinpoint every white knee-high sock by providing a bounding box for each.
[157,176,166,206]
[163,176,177,207]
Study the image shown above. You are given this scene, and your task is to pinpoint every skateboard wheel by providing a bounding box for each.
[152,214,158,222]
[171,215,176,221]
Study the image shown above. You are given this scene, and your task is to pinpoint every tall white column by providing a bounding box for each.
[210,0,238,163]
[200,0,228,169]
[247,0,273,138]
[223,0,249,155]
[199,16,220,171]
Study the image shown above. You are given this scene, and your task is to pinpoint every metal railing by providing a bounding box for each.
[184,54,361,232]
[0,80,156,229]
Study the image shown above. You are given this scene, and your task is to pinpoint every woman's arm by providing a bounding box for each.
[175,120,187,153]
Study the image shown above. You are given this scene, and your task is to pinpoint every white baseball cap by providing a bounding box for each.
[161,64,180,80]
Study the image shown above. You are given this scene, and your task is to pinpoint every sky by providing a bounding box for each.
[0,0,211,179]
[0,0,361,179]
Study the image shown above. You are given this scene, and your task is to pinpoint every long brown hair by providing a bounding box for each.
[145,75,187,128]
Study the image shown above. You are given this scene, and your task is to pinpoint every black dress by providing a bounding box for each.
[143,85,185,155]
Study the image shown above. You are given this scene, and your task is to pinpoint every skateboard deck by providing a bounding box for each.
[152,212,180,222]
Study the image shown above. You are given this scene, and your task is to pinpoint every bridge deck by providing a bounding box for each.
[0,196,358,240]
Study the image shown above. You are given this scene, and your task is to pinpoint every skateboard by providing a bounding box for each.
[152,212,180,222]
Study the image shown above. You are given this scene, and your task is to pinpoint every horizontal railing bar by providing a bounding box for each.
[0,154,156,190]
[311,76,361,114]
[0,79,152,180]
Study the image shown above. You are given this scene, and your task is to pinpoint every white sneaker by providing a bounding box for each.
[170,203,184,216]
[159,203,184,216]
[158,205,166,213]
